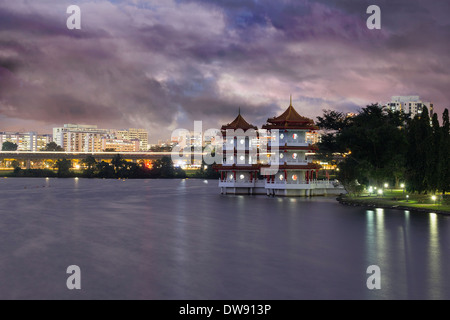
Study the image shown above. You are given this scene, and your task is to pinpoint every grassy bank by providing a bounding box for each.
[338,189,450,214]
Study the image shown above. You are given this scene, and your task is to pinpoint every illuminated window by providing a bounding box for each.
[292,174,298,181]
[292,153,298,159]
[293,133,298,139]
[240,174,245,180]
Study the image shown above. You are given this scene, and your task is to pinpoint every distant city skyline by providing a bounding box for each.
[0,0,449,142]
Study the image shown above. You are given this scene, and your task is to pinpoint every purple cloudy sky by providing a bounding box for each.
[0,0,449,141]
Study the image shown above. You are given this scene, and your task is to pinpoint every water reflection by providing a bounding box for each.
[366,209,386,266]
[428,213,441,299]
[1,178,450,299]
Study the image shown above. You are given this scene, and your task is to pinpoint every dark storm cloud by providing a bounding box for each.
[0,0,449,140]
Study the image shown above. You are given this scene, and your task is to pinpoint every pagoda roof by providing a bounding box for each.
[221,112,257,131]
[262,100,318,130]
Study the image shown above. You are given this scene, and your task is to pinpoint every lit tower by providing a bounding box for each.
[262,97,322,196]
[216,110,261,195]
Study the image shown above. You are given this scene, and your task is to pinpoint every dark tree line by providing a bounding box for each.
[317,104,449,195]
[81,155,186,179]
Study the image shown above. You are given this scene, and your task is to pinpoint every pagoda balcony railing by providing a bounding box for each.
[269,141,309,147]
[219,180,256,187]
[265,180,335,188]
[221,162,255,166]
[268,160,310,166]
[283,160,309,166]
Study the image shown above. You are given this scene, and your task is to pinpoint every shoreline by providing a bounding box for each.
[337,195,450,215]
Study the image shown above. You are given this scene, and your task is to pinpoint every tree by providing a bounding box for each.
[438,109,450,193]
[429,113,442,193]
[316,110,351,131]
[10,160,20,169]
[96,161,115,178]
[152,156,175,178]
[315,133,346,166]
[405,107,433,193]
[111,154,127,175]
[150,156,187,178]
[334,104,407,187]
[43,142,64,151]
[82,155,97,177]
[2,141,18,151]
[55,158,72,177]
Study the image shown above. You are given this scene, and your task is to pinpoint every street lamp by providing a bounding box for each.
[432,195,437,205]
[384,183,389,189]
[378,189,383,196]
[406,195,409,202]
[400,183,405,194]
[368,186,373,196]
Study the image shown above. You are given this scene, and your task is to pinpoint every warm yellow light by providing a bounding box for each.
[400,183,405,188]
[384,183,388,188]
[431,195,437,201]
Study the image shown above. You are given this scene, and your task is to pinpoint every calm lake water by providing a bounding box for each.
[0,178,449,299]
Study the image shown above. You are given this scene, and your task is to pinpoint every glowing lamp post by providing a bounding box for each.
[432,195,437,206]
[400,183,405,194]
[378,189,383,197]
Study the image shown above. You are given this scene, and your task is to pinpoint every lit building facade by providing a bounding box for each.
[116,128,149,151]
[101,138,140,152]
[0,132,52,151]
[53,124,111,152]
[53,125,149,152]
[386,96,433,118]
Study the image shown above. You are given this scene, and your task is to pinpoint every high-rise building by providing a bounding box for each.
[386,96,433,118]
[101,138,140,152]
[53,125,150,152]
[36,134,53,150]
[115,128,149,151]
[0,132,51,151]
[53,124,111,152]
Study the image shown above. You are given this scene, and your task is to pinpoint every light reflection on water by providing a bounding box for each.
[0,178,449,299]
[428,213,441,299]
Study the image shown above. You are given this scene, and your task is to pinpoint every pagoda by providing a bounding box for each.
[261,97,324,196]
[216,110,263,195]
[215,99,343,196]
